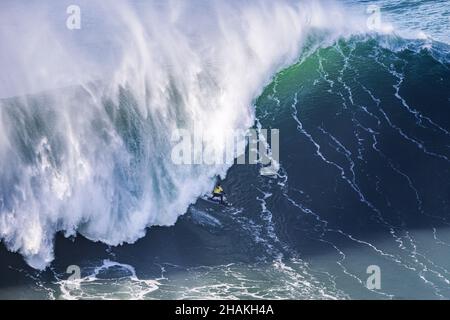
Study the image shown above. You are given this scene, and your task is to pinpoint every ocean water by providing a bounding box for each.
[0,0,449,299]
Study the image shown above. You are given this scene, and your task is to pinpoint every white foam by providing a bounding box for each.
[58,259,160,300]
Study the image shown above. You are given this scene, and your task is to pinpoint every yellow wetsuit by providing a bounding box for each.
[213,186,224,194]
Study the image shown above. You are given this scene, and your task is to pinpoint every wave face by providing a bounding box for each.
[254,36,450,299]
[0,0,365,269]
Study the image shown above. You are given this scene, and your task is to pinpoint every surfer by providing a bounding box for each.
[211,182,226,205]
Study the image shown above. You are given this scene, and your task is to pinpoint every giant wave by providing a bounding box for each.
[0,0,371,269]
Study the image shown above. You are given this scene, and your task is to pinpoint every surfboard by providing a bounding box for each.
[200,195,232,207]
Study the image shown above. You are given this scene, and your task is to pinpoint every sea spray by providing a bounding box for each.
[0,0,368,269]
